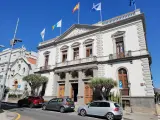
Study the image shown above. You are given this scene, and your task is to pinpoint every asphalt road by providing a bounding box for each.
[2,103,127,120]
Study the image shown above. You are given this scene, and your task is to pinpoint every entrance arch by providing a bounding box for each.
[118,68,129,96]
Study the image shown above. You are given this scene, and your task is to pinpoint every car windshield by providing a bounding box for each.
[66,98,72,102]
[114,103,120,107]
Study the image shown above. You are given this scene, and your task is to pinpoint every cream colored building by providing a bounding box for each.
[35,9,155,113]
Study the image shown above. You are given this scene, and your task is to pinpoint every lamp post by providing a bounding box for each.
[0,18,22,109]
[128,82,133,113]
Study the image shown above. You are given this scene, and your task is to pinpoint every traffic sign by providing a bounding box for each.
[119,80,123,89]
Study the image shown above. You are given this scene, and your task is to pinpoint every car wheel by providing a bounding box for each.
[18,103,22,108]
[80,109,86,116]
[29,103,34,108]
[106,112,114,120]
[42,105,46,110]
[60,107,65,113]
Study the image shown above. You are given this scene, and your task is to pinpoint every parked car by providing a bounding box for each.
[77,100,123,120]
[17,96,44,108]
[42,97,75,113]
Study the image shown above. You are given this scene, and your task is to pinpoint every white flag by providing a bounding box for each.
[92,2,101,11]
[40,28,45,41]
[57,19,62,28]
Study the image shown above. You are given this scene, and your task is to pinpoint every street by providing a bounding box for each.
[2,103,129,120]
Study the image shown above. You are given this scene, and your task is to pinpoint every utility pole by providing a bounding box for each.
[0,18,22,109]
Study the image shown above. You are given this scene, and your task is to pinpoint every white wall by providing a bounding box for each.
[37,46,56,68]
[102,21,141,56]
[103,59,146,96]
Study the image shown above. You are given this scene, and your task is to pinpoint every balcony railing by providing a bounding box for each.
[40,65,51,71]
[56,56,97,67]
[109,51,132,60]
[121,88,129,96]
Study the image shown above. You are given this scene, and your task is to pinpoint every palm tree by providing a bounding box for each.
[90,77,117,100]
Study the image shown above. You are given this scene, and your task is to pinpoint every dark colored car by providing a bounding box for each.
[18,96,44,108]
[42,98,75,113]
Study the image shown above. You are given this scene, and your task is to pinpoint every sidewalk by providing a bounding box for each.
[0,110,17,120]
[123,111,158,120]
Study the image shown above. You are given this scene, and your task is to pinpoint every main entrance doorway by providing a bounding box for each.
[84,83,93,104]
[59,84,65,98]
[71,83,78,102]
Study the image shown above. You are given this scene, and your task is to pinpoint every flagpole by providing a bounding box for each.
[100,3,103,24]
[60,27,62,35]
[78,3,80,24]
[100,9,103,24]
[134,3,137,10]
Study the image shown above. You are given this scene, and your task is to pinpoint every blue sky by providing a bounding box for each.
[0,0,159,88]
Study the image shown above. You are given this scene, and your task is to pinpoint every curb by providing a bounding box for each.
[14,112,21,120]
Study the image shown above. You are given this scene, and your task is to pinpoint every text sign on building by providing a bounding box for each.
[119,80,123,89]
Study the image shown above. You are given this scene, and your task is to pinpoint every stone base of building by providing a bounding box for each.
[123,96,156,114]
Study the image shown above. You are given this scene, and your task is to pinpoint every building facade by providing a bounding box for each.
[0,47,37,95]
[35,9,155,113]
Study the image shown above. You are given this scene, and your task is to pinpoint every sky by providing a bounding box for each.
[0,0,159,88]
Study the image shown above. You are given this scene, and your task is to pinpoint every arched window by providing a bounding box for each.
[118,68,129,96]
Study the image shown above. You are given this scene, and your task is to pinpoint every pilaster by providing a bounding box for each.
[64,72,71,97]
[52,73,58,98]
[77,70,84,105]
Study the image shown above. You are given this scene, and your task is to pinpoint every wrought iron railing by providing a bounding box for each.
[109,51,132,60]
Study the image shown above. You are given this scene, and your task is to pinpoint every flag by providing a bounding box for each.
[72,2,79,13]
[57,19,62,27]
[92,2,101,11]
[52,19,62,30]
[129,0,135,6]
[40,28,45,41]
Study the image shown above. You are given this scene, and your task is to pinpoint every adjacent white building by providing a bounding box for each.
[0,47,37,94]
[35,9,155,113]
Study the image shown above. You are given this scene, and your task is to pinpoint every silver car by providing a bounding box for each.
[77,100,123,120]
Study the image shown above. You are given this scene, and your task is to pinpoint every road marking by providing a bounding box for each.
[14,112,21,120]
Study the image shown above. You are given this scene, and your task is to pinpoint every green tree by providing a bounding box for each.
[90,77,117,100]
[23,74,48,96]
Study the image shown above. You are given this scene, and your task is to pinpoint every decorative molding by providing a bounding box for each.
[83,39,94,45]
[111,31,125,38]
[96,32,103,57]
[141,58,154,96]
[43,51,50,55]
[136,22,147,50]
[71,42,81,48]
[60,45,69,51]
[63,28,91,40]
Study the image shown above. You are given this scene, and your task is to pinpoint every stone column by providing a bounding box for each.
[64,72,71,98]
[77,70,85,105]
[93,68,98,77]
[52,73,58,98]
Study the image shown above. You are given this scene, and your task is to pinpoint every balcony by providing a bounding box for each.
[109,51,132,60]
[121,88,129,96]
[56,56,97,68]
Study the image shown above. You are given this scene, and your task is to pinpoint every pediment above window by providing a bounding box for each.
[43,51,50,55]
[111,31,125,38]
[71,42,81,48]
[60,45,69,50]
[83,39,94,45]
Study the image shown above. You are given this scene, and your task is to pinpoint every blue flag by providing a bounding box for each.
[129,0,135,6]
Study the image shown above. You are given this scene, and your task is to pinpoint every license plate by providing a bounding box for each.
[71,107,74,108]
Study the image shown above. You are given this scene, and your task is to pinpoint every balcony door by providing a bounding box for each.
[116,37,124,58]
[118,68,129,96]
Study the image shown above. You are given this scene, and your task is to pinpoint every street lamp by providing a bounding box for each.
[128,82,133,113]
[0,18,22,109]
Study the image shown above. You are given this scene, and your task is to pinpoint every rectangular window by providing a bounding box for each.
[116,37,124,58]
[86,44,92,57]
[73,48,79,60]
[99,102,110,107]
[62,50,67,62]
[44,55,49,67]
